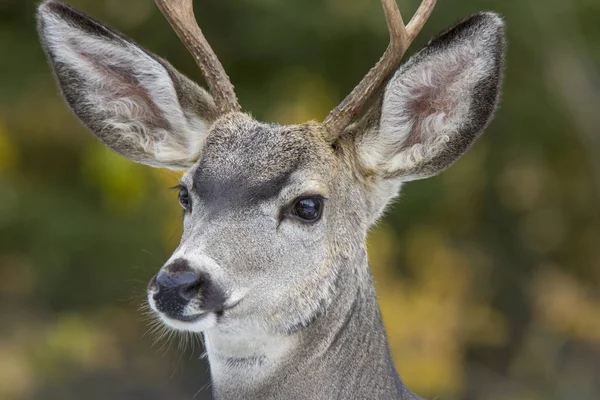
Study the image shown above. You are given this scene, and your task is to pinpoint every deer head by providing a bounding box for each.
[37,0,504,352]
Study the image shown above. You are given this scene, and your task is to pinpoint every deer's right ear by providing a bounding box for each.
[37,0,218,170]
[355,13,505,182]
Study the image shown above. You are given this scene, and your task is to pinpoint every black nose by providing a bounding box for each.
[151,259,204,318]
[155,269,201,300]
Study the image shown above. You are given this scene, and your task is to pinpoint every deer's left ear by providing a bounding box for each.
[356,13,506,181]
[37,0,219,170]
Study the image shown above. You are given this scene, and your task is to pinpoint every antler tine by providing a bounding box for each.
[407,0,437,41]
[323,0,437,140]
[155,0,241,114]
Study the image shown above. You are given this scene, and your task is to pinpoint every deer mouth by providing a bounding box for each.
[147,287,242,332]
[147,293,219,332]
[171,312,209,323]
[163,310,213,324]
[160,311,219,332]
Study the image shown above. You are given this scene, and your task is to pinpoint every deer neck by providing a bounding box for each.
[204,249,418,400]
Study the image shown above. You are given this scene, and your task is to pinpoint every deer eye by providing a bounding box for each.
[291,196,324,223]
[178,187,190,210]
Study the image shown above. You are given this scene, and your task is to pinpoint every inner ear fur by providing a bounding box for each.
[354,13,506,181]
[37,0,218,170]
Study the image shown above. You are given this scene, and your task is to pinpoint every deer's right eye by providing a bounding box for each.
[178,187,190,210]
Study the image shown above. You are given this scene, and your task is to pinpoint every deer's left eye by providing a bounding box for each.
[291,196,324,223]
[178,187,190,210]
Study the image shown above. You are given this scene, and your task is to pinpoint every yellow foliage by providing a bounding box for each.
[81,144,148,213]
[0,122,18,174]
[265,68,337,123]
[34,313,122,373]
[0,342,31,399]
[532,267,600,343]
[148,169,186,250]
[369,224,509,397]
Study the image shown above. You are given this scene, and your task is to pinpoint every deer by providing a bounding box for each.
[37,0,505,398]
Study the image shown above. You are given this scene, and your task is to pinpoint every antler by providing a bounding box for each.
[323,0,437,140]
[155,0,241,114]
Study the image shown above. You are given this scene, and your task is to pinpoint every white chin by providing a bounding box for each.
[159,312,218,332]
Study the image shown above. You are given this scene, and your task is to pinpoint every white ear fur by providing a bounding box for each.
[38,1,216,170]
[357,13,505,182]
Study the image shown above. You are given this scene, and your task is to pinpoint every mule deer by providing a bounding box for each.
[37,0,505,398]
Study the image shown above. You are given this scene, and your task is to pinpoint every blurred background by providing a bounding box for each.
[1,0,599,399]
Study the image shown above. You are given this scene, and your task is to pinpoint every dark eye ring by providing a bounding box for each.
[290,196,324,223]
[178,187,190,210]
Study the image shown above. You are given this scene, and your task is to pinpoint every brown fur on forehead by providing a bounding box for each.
[193,114,333,208]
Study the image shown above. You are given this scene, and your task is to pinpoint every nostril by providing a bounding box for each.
[180,279,204,301]
[156,270,198,290]
[154,269,204,303]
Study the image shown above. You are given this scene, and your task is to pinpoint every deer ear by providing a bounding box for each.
[356,13,505,181]
[37,0,218,170]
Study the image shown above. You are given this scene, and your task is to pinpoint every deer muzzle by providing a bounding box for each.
[148,258,227,325]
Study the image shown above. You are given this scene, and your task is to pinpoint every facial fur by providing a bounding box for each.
[37,0,505,346]
[148,113,370,335]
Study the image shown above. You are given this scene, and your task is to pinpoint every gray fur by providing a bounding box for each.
[37,1,506,399]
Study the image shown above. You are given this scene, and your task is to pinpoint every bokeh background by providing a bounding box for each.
[1,0,599,399]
